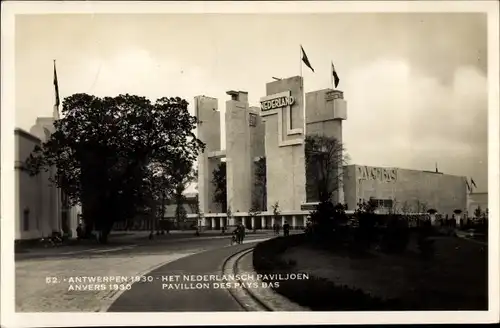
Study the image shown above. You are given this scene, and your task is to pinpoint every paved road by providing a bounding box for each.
[108,243,256,312]
[15,232,273,312]
[15,231,273,261]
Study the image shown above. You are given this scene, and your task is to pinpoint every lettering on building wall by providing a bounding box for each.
[260,95,295,111]
[357,166,397,182]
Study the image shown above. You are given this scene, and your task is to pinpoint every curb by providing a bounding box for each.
[232,249,309,311]
[98,237,273,312]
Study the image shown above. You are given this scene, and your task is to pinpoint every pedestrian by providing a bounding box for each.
[283,221,290,237]
[76,224,83,240]
[240,223,246,243]
[231,226,238,245]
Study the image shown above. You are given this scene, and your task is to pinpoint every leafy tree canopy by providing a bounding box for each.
[305,135,348,203]
[26,93,204,239]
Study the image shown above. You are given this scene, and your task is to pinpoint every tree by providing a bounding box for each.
[305,135,348,204]
[173,167,197,227]
[212,162,227,212]
[188,193,200,214]
[400,201,412,215]
[253,157,267,211]
[474,206,483,219]
[271,201,281,226]
[304,135,349,236]
[248,199,261,231]
[416,200,428,213]
[226,206,232,227]
[26,93,204,243]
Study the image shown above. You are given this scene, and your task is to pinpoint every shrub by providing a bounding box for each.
[308,202,351,245]
[381,215,410,253]
[253,234,306,273]
[353,199,379,250]
[417,220,435,260]
[252,234,405,311]
[275,276,403,311]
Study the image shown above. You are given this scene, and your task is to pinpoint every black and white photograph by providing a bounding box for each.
[1,1,499,326]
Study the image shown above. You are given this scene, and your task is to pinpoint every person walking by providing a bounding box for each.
[283,221,290,237]
[231,226,239,245]
[238,223,246,244]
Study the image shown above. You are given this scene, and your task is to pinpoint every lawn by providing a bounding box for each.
[277,235,488,310]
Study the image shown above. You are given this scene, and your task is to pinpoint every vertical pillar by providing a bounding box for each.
[225,91,253,213]
[251,217,255,230]
[260,76,306,212]
[261,217,266,230]
[212,218,216,230]
[271,217,275,226]
[282,216,286,226]
[305,89,347,205]
[292,215,297,230]
[195,96,221,214]
[220,218,224,229]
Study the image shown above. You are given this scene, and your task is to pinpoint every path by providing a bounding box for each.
[107,242,260,312]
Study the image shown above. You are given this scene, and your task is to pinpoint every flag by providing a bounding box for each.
[465,179,471,192]
[301,45,314,73]
[53,60,60,107]
[331,61,340,88]
[471,178,477,189]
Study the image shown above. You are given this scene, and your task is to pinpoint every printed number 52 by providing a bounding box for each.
[46,277,58,284]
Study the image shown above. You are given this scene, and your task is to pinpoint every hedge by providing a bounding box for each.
[252,233,405,311]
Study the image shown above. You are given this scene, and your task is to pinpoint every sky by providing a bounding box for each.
[15,13,488,192]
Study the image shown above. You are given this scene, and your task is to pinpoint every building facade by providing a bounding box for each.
[195,76,472,230]
[196,76,348,229]
[14,115,79,240]
[343,164,468,215]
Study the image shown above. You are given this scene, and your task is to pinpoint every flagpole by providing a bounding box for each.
[300,45,302,78]
[331,62,333,90]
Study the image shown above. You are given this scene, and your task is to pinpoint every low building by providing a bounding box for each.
[15,127,79,240]
[343,164,468,216]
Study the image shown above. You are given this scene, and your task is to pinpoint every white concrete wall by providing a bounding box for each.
[195,96,221,214]
[225,91,253,213]
[261,76,306,212]
[15,129,59,239]
[249,106,265,159]
[343,164,468,216]
[15,114,80,240]
[249,106,266,209]
[305,89,347,205]
[30,118,61,235]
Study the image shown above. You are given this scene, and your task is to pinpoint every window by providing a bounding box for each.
[370,199,393,209]
[23,208,30,231]
[249,113,257,127]
[383,199,393,208]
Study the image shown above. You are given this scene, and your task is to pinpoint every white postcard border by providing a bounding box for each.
[1,1,499,327]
